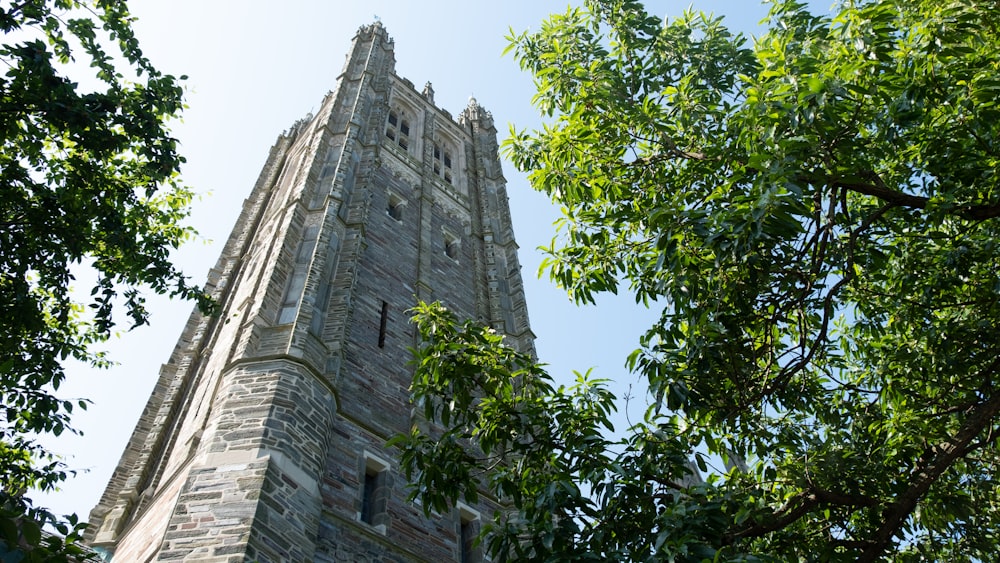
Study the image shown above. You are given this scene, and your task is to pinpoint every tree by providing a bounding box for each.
[396,0,1000,560]
[1,0,210,558]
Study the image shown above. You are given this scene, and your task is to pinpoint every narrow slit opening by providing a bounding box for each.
[378,300,389,348]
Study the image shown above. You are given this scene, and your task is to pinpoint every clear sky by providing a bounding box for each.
[36,0,825,521]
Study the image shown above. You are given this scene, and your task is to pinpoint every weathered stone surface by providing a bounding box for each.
[86,22,533,562]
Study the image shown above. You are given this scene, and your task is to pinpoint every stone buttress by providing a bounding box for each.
[85,22,533,563]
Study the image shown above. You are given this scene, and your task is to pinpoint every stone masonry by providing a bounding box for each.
[85,22,534,562]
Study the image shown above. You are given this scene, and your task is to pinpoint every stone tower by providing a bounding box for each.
[85,23,533,562]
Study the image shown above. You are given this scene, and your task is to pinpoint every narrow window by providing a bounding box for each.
[460,520,474,563]
[378,300,389,348]
[433,142,455,185]
[387,195,404,221]
[361,470,380,524]
[360,453,391,532]
[444,233,460,261]
[433,144,442,175]
[385,111,398,141]
[385,109,410,152]
[458,504,481,563]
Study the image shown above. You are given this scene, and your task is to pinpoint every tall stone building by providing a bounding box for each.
[85,22,533,562]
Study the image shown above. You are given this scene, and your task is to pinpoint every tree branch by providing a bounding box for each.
[857,361,1000,562]
[832,172,1000,220]
[833,177,928,211]
[727,486,879,542]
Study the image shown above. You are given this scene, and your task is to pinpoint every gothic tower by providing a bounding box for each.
[85,23,533,562]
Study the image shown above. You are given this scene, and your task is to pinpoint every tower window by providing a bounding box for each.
[387,194,404,221]
[444,232,460,261]
[458,504,482,563]
[378,300,389,348]
[359,453,391,532]
[361,470,381,524]
[433,141,454,185]
[386,109,410,152]
[386,113,397,142]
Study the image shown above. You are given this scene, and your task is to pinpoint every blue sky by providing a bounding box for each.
[37,0,829,520]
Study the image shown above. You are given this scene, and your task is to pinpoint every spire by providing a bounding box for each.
[460,95,494,131]
[357,19,392,45]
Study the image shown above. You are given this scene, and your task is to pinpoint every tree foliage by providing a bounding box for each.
[399,302,729,562]
[1,0,210,558]
[397,0,1000,561]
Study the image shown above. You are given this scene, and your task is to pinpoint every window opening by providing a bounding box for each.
[444,233,460,261]
[385,112,397,142]
[360,453,391,530]
[458,504,482,563]
[385,109,410,151]
[433,141,454,184]
[361,470,380,524]
[460,520,473,563]
[387,195,404,221]
[378,300,389,348]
